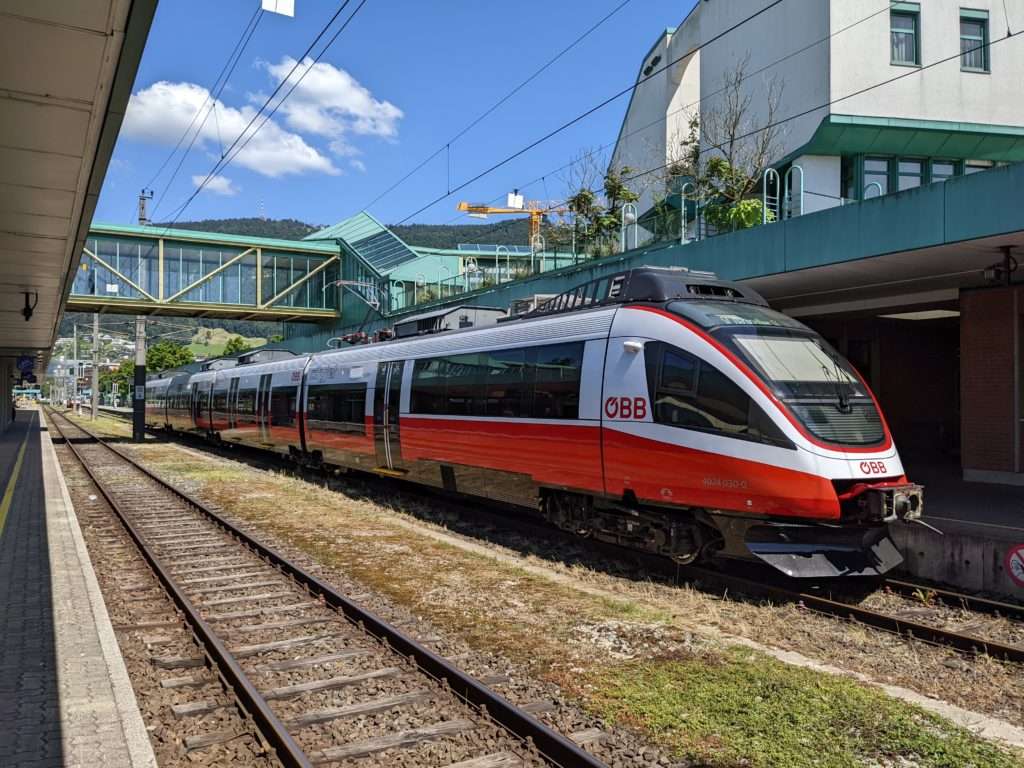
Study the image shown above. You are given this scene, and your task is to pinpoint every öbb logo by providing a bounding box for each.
[604,397,647,420]
[859,460,887,475]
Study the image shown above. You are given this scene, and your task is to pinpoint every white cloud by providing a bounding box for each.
[193,174,239,196]
[122,80,338,177]
[349,159,366,173]
[262,57,403,155]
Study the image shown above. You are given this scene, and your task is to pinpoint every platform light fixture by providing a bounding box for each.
[877,310,961,321]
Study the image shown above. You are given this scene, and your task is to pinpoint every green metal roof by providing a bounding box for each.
[792,114,1024,163]
[89,222,340,255]
[305,211,419,273]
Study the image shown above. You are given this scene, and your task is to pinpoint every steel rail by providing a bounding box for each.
[93,406,1024,663]
[51,409,608,768]
[683,566,1024,663]
[881,578,1024,621]
[47,409,314,768]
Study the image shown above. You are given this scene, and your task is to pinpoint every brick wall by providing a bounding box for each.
[960,286,1016,473]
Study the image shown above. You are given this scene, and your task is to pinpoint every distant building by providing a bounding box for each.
[611,1,1023,217]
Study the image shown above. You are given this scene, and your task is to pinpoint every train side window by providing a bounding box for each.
[532,343,583,419]
[445,353,485,416]
[645,342,790,447]
[484,348,527,418]
[307,383,367,434]
[270,385,298,427]
[411,358,446,414]
[411,341,583,420]
[236,386,258,417]
[212,387,228,414]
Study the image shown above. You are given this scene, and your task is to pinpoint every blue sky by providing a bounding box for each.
[95,0,690,228]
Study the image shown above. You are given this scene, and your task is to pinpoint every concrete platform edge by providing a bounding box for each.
[40,410,158,768]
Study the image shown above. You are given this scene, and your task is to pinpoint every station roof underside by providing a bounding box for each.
[0,0,156,367]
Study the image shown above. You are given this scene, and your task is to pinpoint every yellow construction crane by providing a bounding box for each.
[457,190,567,245]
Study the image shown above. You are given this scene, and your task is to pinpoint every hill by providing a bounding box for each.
[160,217,323,240]
[161,216,535,250]
[389,219,532,249]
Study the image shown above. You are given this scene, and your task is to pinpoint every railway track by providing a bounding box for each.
[48,408,607,768]
[90,406,1024,663]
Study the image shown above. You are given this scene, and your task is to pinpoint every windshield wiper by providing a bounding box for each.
[820,359,852,413]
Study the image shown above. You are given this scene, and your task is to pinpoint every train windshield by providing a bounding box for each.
[668,300,884,446]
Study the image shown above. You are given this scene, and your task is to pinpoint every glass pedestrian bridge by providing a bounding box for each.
[68,224,341,321]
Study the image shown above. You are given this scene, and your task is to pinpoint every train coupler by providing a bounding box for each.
[861,483,924,523]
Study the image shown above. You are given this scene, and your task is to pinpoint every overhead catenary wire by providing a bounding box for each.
[135,5,264,222]
[158,0,368,233]
[392,0,787,226]
[507,24,1020,228]
[359,0,636,213]
[603,28,1020,211]
[149,8,265,219]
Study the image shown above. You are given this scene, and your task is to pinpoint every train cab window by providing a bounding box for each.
[645,342,790,447]
[270,385,298,427]
[306,382,367,434]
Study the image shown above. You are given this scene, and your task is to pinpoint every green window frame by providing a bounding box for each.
[928,159,959,183]
[851,155,967,199]
[897,158,924,191]
[890,5,921,66]
[960,10,989,72]
[862,156,890,198]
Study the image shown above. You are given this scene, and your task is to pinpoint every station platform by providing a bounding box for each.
[0,408,156,768]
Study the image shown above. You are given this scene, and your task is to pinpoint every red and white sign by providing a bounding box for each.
[604,396,647,420]
[1006,544,1024,588]
[859,460,888,476]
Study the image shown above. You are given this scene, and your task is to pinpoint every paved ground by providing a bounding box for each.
[0,409,156,768]
[906,460,1024,533]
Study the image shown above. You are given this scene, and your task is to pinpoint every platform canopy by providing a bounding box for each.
[0,0,156,368]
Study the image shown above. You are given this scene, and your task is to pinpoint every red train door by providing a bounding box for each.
[373,360,404,471]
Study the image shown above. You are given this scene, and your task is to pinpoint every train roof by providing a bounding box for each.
[522,267,766,320]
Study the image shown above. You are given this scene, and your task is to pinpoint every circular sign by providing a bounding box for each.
[1006,544,1024,588]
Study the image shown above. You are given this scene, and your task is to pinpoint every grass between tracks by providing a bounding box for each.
[68,411,1020,768]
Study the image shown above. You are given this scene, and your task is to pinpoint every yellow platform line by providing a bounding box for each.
[0,413,34,538]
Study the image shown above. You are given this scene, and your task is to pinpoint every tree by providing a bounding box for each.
[223,335,252,356]
[147,340,194,372]
[564,153,641,257]
[99,360,134,401]
[673,55,785,232]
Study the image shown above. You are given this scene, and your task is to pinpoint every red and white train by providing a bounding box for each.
[146,268,923,578]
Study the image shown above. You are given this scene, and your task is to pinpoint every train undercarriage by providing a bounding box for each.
[539,489,916,578]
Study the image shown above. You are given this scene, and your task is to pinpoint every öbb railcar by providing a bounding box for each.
[145,268,923,578]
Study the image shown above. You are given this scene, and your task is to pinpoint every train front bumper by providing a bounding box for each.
[743,523,903,579]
